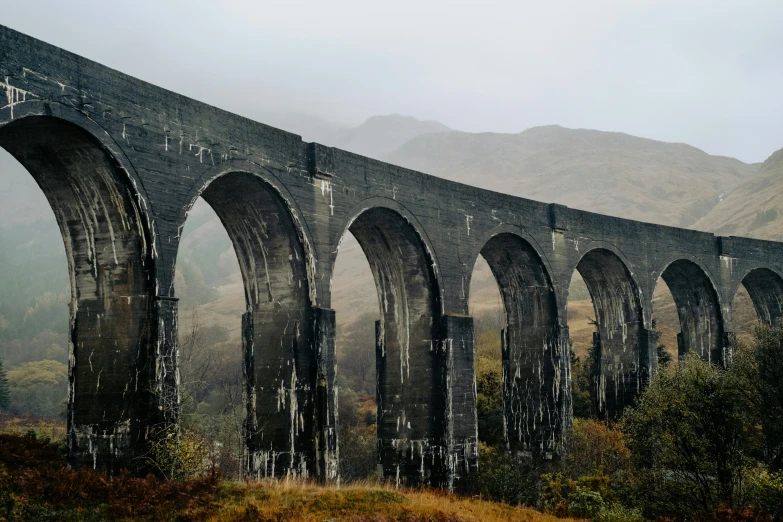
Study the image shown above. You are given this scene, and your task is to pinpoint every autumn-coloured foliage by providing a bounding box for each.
[0,432,220,520]
[0,431,572,522]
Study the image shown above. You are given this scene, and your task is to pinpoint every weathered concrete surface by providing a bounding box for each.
[3,26,783,484]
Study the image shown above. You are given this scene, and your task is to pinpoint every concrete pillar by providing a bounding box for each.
[154,297,180,426]
[374,319,447,488]
[592,325,655,419]
[313,308,338,482]
[638,327,657,386]
[722,331,737,367]
[243,307,337,480]
[243,309,317,480]
[438,315,479,491]
[373,314,479,489]
[504,323,569,460]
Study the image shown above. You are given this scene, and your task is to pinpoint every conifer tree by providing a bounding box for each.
[0,355,10,410]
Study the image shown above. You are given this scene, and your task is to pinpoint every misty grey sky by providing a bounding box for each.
[4,0,783,162]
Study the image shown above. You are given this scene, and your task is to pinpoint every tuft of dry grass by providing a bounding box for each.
[210,480,579,522]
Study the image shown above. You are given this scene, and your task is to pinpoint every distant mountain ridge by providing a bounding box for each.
[383,124,757,228]
[329,114,449,159]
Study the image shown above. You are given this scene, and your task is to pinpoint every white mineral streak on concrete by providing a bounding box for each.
[1,77,36,119]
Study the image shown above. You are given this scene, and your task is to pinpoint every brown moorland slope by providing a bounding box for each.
[385,124,756,228]
[695,147,783,240]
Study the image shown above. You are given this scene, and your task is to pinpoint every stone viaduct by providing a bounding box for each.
[2,26,783,489]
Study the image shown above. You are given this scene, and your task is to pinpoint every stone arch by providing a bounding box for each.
[574,247,646,419]
[735,267,783,327]
[473,230,564,457]
[178,161,318,304]
[657,258,725,364]
[336,204,442,485]
[335,197,443,314]
[0,114,155,472]
[178,170,317,478]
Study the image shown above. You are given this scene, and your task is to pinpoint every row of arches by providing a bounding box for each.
[2,113,783,485]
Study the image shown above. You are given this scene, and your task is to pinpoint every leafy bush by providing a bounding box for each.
[595,503,643,522]
[567,486,604,519]
[567,419,630,479]
[542,473,642,522]
[743,470,783,517]
[622,355,758,519]
[473,444,541,506]
[540,472,568,516]
[733,324,783,471]
[337,388,378,481]
[477,407,504,446]
[475,355,502,417]
[148,427,211,480]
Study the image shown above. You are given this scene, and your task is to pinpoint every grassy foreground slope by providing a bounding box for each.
[0,431,573,522]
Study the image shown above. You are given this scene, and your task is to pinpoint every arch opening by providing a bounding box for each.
[338,207,442,486]
[331,230,378,481]
[468,253,503,448]
[574,249,645,419]
[175,196,244,478]
[0,116,155,472]
[179,172,315,479]
[658,259,724,365]
[474,233,562,456]
[733,268,783,344]
[650,279,679,368]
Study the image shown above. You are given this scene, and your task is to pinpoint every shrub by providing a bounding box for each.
[743,470,783,517]
[596,503,643,522]
[622,355,758,519]
[474,443,540,506]
[567,419,630,479]
[477,407,504,445]
[0,432,220,520]
[567,486,605,519]
[475,344,502,417]
[540,472,568,516]
[733,324,783,471]
[148,427,211,480]
[543,474,642,522]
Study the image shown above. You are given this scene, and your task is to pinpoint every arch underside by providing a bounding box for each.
[741,268,783,327]
[661,260,724,365]
[578,250,646,419]
[0,116,154,472]
[349,207,442,485]
[200,173,315,478]
[480,234,563,457]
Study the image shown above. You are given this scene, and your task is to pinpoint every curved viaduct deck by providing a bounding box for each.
[2,25,782,488]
